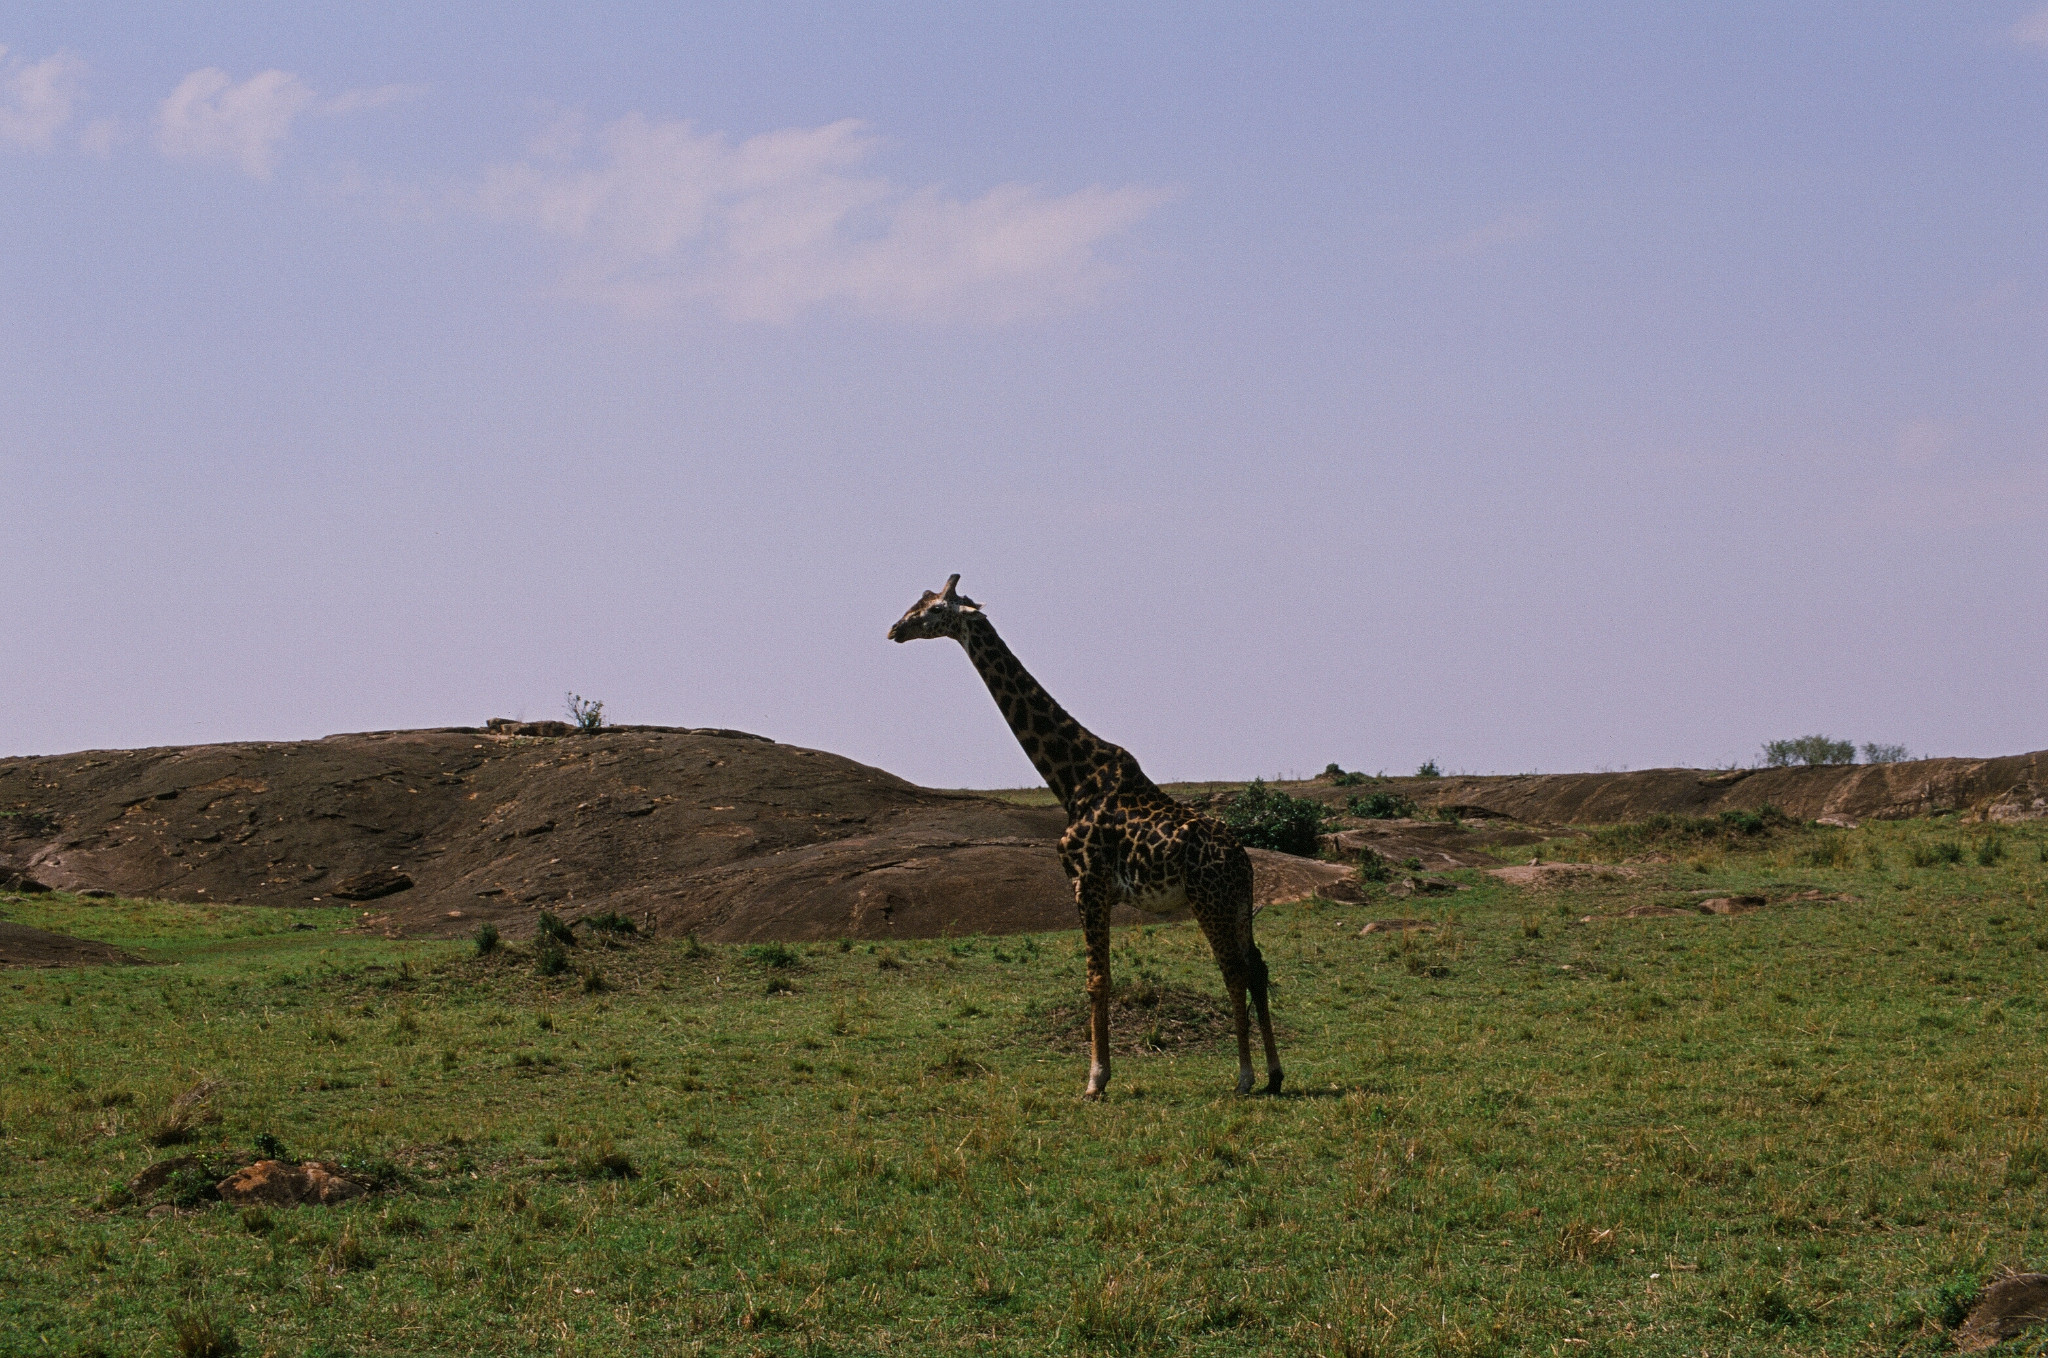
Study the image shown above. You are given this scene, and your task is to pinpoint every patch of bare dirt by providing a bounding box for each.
[1957,1271,2048,1352]
[1037,981,1234,1055]
[0,726,1348,943]
[1321,820,1535,872]
[1487,863,1640,888]
[0,919,141,968]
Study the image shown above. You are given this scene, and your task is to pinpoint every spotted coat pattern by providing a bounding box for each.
[890,576,1282,1098]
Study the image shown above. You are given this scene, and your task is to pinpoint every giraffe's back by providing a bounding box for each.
[1062,791,1252,916]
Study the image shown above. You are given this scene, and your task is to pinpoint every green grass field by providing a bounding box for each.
[4,815,2047,1356]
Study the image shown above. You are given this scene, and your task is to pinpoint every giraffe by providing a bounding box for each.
[889,575,1282,1099]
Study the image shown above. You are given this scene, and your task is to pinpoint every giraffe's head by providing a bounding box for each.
[888,573,981,642]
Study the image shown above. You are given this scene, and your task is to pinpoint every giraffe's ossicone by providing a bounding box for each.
[890,574,1282,1099]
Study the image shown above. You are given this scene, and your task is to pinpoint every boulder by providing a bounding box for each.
[486,718,574,737]
[0,867,50,893]
[330,868,413,901]
[215,1159,365,1207]
[1984,783,2048,824]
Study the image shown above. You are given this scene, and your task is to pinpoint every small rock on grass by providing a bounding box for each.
[1358,919,1437,935]
[215,1160,366,1207]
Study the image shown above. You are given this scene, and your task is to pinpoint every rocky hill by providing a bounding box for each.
[0,725,1345,941]
[4,726,2039,944]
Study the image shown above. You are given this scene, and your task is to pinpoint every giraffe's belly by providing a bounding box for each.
[1117,880,1189,915]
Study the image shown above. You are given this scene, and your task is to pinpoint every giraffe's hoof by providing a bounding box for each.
[1235,1069,1255,1096]
[1081,1087,1104,1101]
[1266,1069,1285,1096]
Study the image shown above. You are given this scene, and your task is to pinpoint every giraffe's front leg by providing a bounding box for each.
[1080,893,1113,1100]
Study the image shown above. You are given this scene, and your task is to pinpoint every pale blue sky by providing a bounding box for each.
[4,4,2044,786]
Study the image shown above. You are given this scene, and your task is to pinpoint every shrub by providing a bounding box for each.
[1347,790,1416,820]
[564,692,605,732]
[324,1224,377,1272]
[1323,763,1368,787]
[1799,838,1851,869]
[473,923,501,957]
[578,1139,639,1179]
[1976,837,2006,866]
[1221,780,1333,857]
[1717,805,1794,836]
[1752,1283,1812,1328]
[535,913,576,948]
[1912,840,1966,868]
[1355,848,1393,883]
[1761,735,1855,767]
[746,942,801,970]
[169,1309,238,1358]
[1416,760,1442,778]
[251,1131,289,1161]
[1861,742,1910,764]
[1927,1272,1981,1329]
[160,1164,220,1209]
[580,966,607,994]
[581,910,638,936]
[534,940,570,977]
[1583,805,1793,858]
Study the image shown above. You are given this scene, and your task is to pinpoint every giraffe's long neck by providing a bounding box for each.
[956,613,1116,813]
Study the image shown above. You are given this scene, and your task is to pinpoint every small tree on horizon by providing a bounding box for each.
[1761,735,1856,768]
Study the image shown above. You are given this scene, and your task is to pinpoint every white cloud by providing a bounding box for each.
[322,83,428,115]
[2013,6,2048,46]
[475,113,1170,322]
[1417,210,1548,264]
[0,44,87,151]
[154,68,425,177]
[155,68,316,177]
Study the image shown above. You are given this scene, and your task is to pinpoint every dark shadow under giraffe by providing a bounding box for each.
[890,574,1281,1098]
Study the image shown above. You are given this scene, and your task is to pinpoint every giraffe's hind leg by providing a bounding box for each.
[1248,942,1283,1094]
[1194,888,1272,1096]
